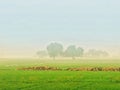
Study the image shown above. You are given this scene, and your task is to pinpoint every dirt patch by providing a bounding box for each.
[18,66,120,71]
[18,66,62,71]
[66,67,120,71]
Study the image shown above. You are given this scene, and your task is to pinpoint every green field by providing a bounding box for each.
[0,58,120,90]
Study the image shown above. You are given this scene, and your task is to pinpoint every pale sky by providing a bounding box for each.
[0,0,120,57]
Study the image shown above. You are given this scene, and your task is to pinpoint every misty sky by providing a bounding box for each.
[0,0,120,57]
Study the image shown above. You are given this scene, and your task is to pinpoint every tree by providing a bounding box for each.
[47,42,63,59]
[36,51,48,58]
[64,45,84,59]
[76,47,84,57]
[64,45,77,59]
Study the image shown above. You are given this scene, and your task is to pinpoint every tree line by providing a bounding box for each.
[37,42,109,59]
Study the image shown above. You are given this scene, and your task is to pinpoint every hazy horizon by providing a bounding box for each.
[0,0,120,58]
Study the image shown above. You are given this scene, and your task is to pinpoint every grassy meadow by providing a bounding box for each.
[0,58,120,90]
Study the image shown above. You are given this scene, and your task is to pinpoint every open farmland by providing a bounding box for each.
[0,58,120,90]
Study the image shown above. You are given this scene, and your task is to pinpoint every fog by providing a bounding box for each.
[0,0,120,58]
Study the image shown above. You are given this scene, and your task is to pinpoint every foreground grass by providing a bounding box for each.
[0,71,120,90]
[0,58,120,90]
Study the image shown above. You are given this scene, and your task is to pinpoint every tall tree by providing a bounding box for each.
[47,42,63,59]
[76,47,84,57]
[64,45,84,59]
[64,45,77,59]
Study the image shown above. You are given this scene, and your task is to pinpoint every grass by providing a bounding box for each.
[0,58,120,90]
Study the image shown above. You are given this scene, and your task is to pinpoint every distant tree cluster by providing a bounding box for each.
[85,49,109,58]
[37,42,109,59]
[46,43,84,59]
[36,51,48,58]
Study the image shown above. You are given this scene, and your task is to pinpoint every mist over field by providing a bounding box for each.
[0,0,120,58]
